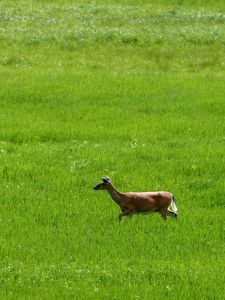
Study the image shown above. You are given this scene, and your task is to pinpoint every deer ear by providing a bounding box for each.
[106,176,111,182]
[102,177,111,183]
[102,177,108,183]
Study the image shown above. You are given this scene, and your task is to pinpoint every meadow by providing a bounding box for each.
[0,0,225,299]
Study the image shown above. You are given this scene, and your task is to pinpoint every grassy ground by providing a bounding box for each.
[0,1,225,299]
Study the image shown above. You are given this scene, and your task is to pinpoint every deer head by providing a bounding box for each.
[93,177,112,190]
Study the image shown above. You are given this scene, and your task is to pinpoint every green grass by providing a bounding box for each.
[0,1,225,299]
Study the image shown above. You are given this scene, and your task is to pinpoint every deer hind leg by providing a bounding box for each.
[167,208,178,218]
[159,208,167,220]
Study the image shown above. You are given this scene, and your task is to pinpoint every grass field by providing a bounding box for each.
[1,0,225,299]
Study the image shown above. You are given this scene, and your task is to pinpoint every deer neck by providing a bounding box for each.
[106,184,123,206]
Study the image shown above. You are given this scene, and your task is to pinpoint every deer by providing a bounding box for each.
[93,177,178,221]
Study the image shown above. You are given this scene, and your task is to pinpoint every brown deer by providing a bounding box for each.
[94,177,178,221]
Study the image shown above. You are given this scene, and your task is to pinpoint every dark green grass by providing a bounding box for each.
[0,1,225,299]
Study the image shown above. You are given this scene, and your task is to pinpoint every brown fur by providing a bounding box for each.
[94,178,177,221]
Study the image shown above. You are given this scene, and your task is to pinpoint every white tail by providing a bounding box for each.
[169,195,178,213]
[167,195,178,219]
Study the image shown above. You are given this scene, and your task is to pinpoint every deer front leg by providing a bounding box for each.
[119,210,131,221]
